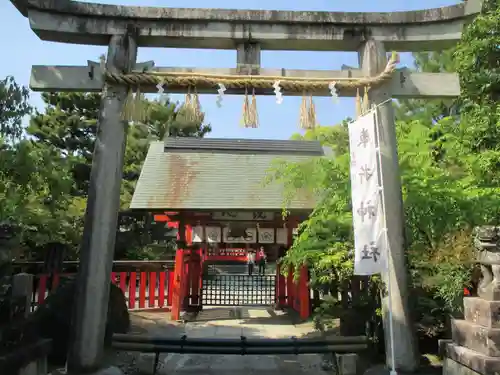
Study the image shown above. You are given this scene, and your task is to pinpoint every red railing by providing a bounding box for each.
[13,261,175,312]
[33,270,175,311]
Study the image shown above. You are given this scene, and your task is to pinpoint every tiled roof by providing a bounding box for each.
[130,138,325,211]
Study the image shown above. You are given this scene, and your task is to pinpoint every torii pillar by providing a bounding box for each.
[66,29,137,374]
[358,40,418,371]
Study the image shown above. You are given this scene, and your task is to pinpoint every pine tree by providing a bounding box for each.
[28,93,211,201]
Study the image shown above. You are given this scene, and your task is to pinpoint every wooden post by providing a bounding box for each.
[358,39,418,372]
[287,265,294,308]
[167,270,174,306]
[183,250,191,308]
[171,249,186,320]
[181,224,191,309]
[190,249,201,305]
[298,265,310,320]
[66,28,138,374]
[275,262,286,308]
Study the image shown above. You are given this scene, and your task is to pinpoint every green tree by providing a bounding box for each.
[453,1,500,185]
[27,91,211,259]
[268,0,500,344]
[0,76,32,142]
[394,50,459,125]
[28,93,211,204]
[0,77,79,256]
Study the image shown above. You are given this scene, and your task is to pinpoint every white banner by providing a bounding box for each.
[348,110,386,275]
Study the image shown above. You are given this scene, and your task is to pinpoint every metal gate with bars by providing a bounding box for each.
[201,264,276,306]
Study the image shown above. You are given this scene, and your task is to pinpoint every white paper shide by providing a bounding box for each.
[348,111,386,275]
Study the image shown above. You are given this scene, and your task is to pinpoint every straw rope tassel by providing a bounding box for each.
[249,89,258,128]
[307,95,316,130]
[362,86,371,115]
[299,93,308,129]
[355,88,362,118]
[192,89,202,122]
[186,87,193,121]
[240,88,250,127]
[133,86,147,123]
[121,87,134,122]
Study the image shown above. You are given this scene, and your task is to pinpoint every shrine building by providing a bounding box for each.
[129,137,327,320]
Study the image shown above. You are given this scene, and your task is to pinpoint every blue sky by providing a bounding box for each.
[1,0,458,140]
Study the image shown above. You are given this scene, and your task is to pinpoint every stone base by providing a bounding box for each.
[444,358,482,375]
[136,352,159,375]
[336,353,359,375]
[438,339,453,358]
[446,342,500,375]
[451,319,500,356]
[52,366,124,375]
[464,297,500,328]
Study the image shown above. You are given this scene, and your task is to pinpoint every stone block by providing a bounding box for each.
[19,361,38,375]
[336,353,358,375]
[18,357,48,375]
[12,273,34,317]
[50,366,123,375]
[93,367,124,375]
[443,357,482,375]
[446,342,500,375]
[321,353,335,371]
[439,339,453,358]
[464,297,500,328]
[136,352,158,375]
[478,281,500,301]
[452,319,500,356]
[362,364,390,375]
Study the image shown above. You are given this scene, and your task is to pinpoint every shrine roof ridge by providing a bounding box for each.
[163,137,324,156]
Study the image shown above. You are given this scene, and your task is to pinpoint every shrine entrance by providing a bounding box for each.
[201,265,276,307]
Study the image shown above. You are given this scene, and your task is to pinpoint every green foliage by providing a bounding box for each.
[0,85,77,252]
[268,1,500,340]
[394,49,459,125]
[0,76,32,142]
[454,1,500,185]
[0,83,210,260]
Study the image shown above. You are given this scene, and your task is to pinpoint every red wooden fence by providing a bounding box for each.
[32,270,174,311]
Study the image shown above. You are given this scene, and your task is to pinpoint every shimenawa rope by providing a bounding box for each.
[116,53,399,124]
[106,54,398,93]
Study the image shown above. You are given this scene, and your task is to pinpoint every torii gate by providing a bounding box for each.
[9,0,483,373]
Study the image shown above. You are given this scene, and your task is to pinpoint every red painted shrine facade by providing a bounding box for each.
[130,138,326,320]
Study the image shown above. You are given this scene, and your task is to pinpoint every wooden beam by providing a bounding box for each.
[30,65,460,99]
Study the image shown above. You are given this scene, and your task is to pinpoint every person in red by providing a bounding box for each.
[256,246,267,275]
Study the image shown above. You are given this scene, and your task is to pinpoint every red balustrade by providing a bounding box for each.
[33,270,174,312]
[273,264,311,320]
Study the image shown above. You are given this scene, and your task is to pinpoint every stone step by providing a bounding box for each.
[451,319,500,357]
[464,297,500,328]
[444,342,500,375]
